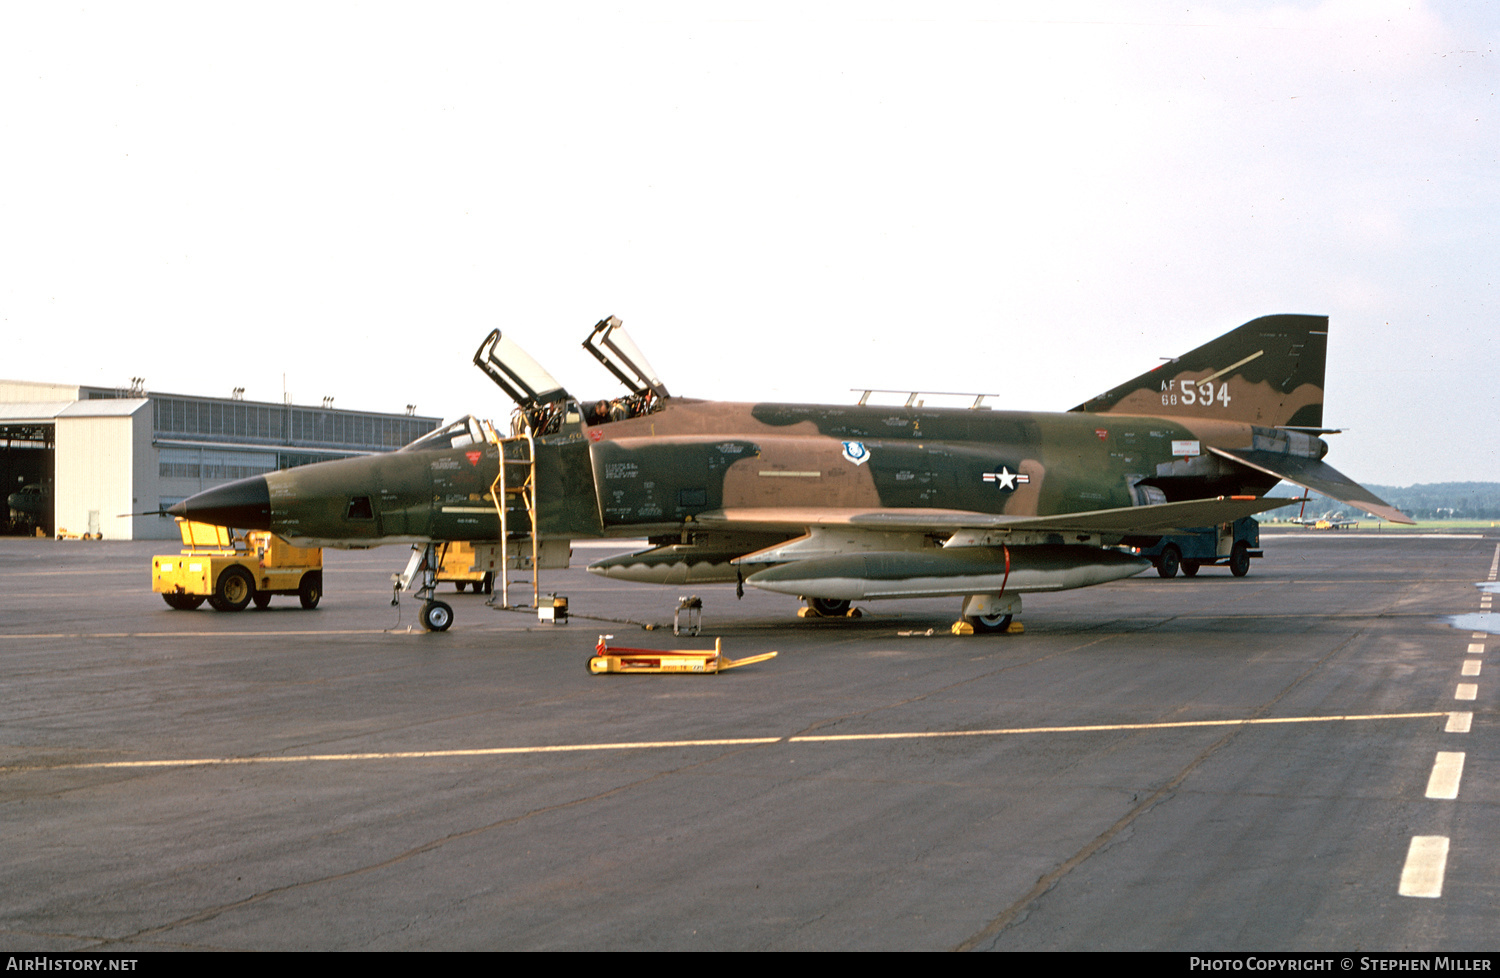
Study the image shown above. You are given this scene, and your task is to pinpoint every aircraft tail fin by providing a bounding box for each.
[1071,314,1328,429]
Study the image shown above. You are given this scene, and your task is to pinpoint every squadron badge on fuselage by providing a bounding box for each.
[841,441,870,466]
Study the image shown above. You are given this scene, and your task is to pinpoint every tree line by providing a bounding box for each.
[1265,482,1500,521]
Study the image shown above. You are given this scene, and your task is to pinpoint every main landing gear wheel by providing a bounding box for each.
[1181,560,1201,577]
[299,571,323,609]
[966,613,1013,634]
[162,593,205,611]
[1156,544,1181,579]
[421,600,453,632]
[1229,540,1251,577]
[806,597,851,617]
[208,566,254,612]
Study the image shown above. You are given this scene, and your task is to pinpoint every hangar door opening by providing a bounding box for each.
[1,421,54,536]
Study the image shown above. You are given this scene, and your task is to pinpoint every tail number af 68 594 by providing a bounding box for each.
[1161,379,1231,408]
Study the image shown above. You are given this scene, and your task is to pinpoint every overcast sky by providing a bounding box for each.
[3,1,1495,486]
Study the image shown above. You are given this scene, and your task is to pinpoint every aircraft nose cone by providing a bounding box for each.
[169,475,272,529]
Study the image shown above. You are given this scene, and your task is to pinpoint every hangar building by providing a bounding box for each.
[0,379,441,540]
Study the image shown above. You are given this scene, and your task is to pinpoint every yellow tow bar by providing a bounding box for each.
[588,635,778,675]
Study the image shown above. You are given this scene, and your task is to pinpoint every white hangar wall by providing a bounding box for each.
[53,400,154,541]
[0,379,442,541]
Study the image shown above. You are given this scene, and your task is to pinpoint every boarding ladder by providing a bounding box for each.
[485,423,542,609]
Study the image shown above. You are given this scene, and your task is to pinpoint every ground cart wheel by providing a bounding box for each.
[1229,541,1251,577]
[298,571,323,609]
[209,566,254,612]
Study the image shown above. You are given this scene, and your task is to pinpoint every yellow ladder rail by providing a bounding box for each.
[486,420,540,609]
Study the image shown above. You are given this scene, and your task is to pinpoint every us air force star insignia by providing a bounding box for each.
[982,466,1030,491]
[841,441,870,466]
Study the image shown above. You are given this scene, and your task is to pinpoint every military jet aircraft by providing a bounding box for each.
[170,313,1412,631]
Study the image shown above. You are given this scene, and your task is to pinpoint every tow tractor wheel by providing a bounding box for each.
[1229,541,1251,577]
[208,567,254,612]
[1156,544,1181,579]
[163,593,205,611]
[454,581,467,592]
[298,571,323,609]
[806,597,851,617]
[252,591,273,610]
[421,600,453,632]
[1181,561,1201,577]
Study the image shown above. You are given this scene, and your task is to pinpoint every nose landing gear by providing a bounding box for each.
[393,543,455,632]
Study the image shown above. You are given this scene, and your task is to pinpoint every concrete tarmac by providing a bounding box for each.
[1,531,1496,951]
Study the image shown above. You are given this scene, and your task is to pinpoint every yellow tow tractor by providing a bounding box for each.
[152,518,323,612]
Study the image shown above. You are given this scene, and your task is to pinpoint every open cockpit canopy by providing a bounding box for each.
[471,316,670,436]
[583,316,669,400]
[473,330,572,408]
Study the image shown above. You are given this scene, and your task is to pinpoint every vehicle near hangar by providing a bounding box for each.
[167,313,1412,632]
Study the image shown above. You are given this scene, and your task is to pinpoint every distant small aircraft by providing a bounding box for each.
[1291,510,1360,530]
[171,313,1411,631]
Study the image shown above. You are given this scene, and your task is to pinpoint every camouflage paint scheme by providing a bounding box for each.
[170,314,1411,626]
[579,314,1404,536]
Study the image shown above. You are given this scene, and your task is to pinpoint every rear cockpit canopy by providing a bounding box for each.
[583,316,669,400]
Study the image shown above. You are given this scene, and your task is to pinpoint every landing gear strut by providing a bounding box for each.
[393,543,454,632]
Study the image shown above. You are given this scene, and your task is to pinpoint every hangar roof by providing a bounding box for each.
[0,400,149,422]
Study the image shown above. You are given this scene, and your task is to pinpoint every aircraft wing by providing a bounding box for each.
[695,494,1300,537]
[1208,447,1414,525]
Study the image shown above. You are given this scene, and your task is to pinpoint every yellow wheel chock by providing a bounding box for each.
[588,635,778,675]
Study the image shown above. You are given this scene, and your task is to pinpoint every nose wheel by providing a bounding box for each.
[421,600,453,632]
